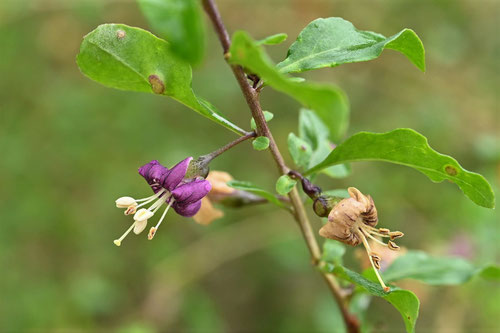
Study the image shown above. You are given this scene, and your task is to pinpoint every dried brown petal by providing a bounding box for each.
[319,218,361,246]
[206,171,235,202]
[360,195,378,227]
[320,187,378,245]
[193,197,224,225]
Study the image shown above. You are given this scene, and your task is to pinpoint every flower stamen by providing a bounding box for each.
[114,222,136,247]
[390,231,404,240]
[356,228,390,292]
[147,195,169,214]
[134,189,166,210]
[361,228,389,247]
[149,200,174,240]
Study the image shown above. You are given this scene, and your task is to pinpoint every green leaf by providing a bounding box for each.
[250,111,274,130]
[257,33,288,45]
[275,175,297,195]
[384,290,420,333]
[277,17,425,73]
[383,251,475,285]
[322,189,350,198]
[310,140,351,178]
[384,251,500,285]
[252,136,270,151]
[297,109,351,177]
[331,266,419,333]
[288,77,306,83]
[299,109,329,150]
[229,31,349,141]
[306,128,495,208]
[137,0,205,64]
[287,133,313,169]
[322,164,352,179]
[478,265,500,280]
[321,239,345,266]
[227,180,284,208]
[77,24,244,135]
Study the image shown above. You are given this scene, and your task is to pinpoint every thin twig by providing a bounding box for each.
[204,131,256,162]
[201,1,360,332]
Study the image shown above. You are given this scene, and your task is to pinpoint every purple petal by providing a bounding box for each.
[148,165,168,183]
[138,160,168,182]
[161,157,193,191]
[139,160,169,193]
[173,200,202,217]
[171,180,212,204]
[138,160,160,178]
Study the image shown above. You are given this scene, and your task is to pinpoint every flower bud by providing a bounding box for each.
[313,195,343,217]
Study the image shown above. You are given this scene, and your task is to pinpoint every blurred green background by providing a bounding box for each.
[1,0,499,332]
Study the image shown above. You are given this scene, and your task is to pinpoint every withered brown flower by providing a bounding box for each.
[319,187,404,292]
[193,171,235,225]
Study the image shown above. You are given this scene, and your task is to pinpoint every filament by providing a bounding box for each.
[357,228,389,292]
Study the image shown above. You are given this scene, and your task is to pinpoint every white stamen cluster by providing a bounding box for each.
[113,188,174,246]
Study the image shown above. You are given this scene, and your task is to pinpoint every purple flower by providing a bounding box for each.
[113,157,211,246]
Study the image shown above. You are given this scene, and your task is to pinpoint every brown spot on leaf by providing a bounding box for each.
[116,30,126,39]
[148,75,165,94]
[445,165,458,176]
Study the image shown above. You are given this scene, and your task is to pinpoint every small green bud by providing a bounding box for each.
[313,195,343,217]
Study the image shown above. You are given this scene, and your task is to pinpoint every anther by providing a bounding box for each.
[378,228,390,235]
[134,208,154,222]
[370,252,381,270]
[388,241,400,251]
[133,219,148,234]
[148,227,157,240]
[373,258,381,270]
[389,231,404,240]
[124,205,137,215]
[116,196,137,208]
